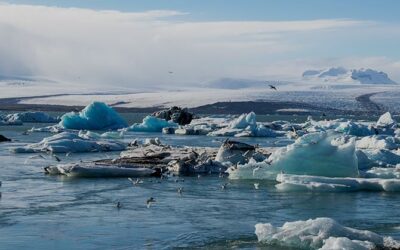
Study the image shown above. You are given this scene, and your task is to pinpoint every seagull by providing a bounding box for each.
[65,152,72,157]
[116,201,122,209]
[221,183,228,190]
[146,197,156,208]
[128,178,143,186]
[51,153,61,162]
[168,71,173,74]
[177,187,183,195]
[269,84,277,90]
[197,174,201,179]
[254,183,260,190]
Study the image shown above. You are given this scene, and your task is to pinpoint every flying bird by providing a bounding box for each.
[221,183,229,190]
[128,178,143,186]
[116,201,122,209]
[254,183,260,190]
[269,84,277,90]
[146,197,156,208]
[177,187,183,195]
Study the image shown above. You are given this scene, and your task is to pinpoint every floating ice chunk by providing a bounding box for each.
[229,112,256,129]
[362,166,400,179]
[356,135,398,150]
[377,112,396,128]
[228,132,359,180]
[127,115,177,132]
[207,128,243,137]
[361,149,400,167]
[275,173,400,192]
[0,118,23,126]
[320,237,377,250]
[59,102,128,130]
[45,163,155,178]
[335,121,373,136]
[78,130,124,139]
[5,111,59,123]
[215,140,255,164]
[12,132,126,153]
[255,217,398,250]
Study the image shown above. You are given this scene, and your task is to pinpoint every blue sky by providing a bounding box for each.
[6,0,400,22]
[1,0,400,86]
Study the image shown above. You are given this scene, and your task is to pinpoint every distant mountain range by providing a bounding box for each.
[302,67,397,84]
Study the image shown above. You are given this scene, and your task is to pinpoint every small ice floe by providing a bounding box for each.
[12,132,126,153]
[215,140,256,165]
[207,112,279,137]
[44,163,156,178]
[255,217,400,250]
[376,112,396,128]
[59,102,128,130]
[126,115,178,132]
[4,111,59,123]
[228,132,358,180]
[275,173,400,192]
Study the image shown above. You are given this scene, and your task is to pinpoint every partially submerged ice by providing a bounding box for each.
[275,173,400,192]
[59,102,128,130]
[255,217,399,250]
[45,162,156,178]
[376,112,396,128]
[127,115,178,132]
[208,112,278,137]
[228,132,359,180]
[4,111,59,123]
[12,132,126,153]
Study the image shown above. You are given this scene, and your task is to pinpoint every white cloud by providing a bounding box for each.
[0,2,385,89]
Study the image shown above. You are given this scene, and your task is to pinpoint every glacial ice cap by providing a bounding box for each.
[59,102,128,130]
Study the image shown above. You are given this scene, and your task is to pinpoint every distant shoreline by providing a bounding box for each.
[0,93,386,116]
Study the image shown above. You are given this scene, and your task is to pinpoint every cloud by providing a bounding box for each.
[0,2,384,89]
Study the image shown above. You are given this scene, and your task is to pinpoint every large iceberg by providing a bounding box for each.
[228,132,359,180]
[255,217,399,249]
[275,173,400,192]
[59,102,128,130]
[127,115,178,132]
[5,111,59,123]
[12,132,126,153]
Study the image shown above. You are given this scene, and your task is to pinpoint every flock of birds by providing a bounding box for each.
[115,173,262,210]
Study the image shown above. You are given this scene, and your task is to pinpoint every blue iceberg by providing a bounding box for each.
[59,102,128,130]
[127,115,178,132]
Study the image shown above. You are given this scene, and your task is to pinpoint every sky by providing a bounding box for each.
[1,0,400,89]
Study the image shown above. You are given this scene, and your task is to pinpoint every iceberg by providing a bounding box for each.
[127,115,178,132]
[335,121,374,136]
[5,111,59,123]
[215,140,256,165]
[362,166,400,179]
[12,132,126,153]
[255,217,399,250]
[361,149,400,167]
[228,132,359,180]
[275,173,400,192]
[59,102,128,130]
[376,112,396,128]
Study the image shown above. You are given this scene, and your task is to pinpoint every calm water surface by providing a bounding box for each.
[1,117,400,249]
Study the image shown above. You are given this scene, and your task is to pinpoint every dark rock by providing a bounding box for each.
[0,134,11,142]
[152,106,193,125]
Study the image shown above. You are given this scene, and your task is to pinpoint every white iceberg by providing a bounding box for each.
[376,112,396,128]
[228,132,359,180]
[127,115,178,132]
[356,135,398,150]
[5,111,59,123]
[12,132,126,153]
[59,102,128,130]
[275,173,400,192]
[255,217,399,250]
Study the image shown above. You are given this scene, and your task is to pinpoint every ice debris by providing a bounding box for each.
[4,111,59,123]
[255,217,399,250]
[127,115,178,132]
[12,132,126,153]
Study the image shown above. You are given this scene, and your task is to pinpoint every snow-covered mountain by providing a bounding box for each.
[302,67,397,84]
